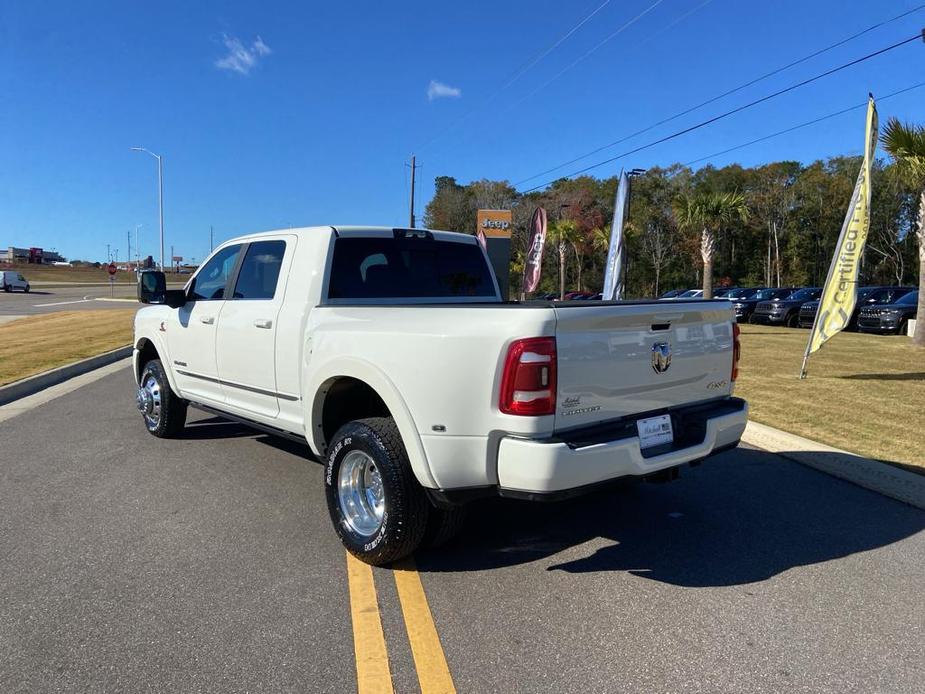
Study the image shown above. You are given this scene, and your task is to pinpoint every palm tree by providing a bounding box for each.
[881,117,925,348]
[591,226,610,254]
[548,219,581,300]
[673,191,748,299]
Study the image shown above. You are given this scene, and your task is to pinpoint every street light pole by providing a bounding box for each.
[131,147,165,271]
[135,224,143,267]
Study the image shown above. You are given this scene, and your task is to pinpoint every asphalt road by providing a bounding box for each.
[0,285,138,319]
[1,367,923,693]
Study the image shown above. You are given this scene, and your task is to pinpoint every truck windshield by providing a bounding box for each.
[328,236,497,299]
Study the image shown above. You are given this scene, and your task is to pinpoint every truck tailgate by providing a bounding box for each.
[553,301,735,432]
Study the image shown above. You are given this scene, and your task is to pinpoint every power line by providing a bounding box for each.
[519,32,922,193]
[418,0,612,150]
[501,0,672,117]
[682,81,925,167]
[498,0,612,92]
[514,5,925,186]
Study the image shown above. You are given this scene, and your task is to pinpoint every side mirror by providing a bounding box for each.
[138,271,166,303]
[138,271,186,308]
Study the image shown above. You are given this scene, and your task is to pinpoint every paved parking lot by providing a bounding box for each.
[0,285,137,319]
[1,366,923,693]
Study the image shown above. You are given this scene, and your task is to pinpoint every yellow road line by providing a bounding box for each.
[392,557,457,694]
[346,552,394,694]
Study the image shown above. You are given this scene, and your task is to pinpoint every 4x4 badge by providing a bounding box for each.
[651,342,671,374]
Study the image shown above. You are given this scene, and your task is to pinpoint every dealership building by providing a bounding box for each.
[1,246,67,264]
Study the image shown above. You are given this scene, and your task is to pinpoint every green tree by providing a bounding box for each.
[548,219,581,300]
[881,117,925,347]
[673,191,749,299]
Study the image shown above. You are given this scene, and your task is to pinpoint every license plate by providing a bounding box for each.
[637,414,673,450]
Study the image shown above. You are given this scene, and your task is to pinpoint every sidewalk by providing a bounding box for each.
[742,420,925,510]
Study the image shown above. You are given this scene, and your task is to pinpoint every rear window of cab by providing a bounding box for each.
[327,237,496,299]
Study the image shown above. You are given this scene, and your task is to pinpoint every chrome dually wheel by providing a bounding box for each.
[137,373,162,430]
[138,359,187,438]
[324,417,430,565]
[338,450,385,536]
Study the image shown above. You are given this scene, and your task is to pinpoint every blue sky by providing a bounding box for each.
[1,1,923,263]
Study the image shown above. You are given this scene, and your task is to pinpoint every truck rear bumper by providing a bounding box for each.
[496,398,748,495]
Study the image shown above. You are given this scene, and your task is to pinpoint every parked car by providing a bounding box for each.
[725,287,791,323]
[857,290,919,335]
[564,291,595,300]
[659,289,684,299]
[713,287,740,298]
[132,225,747,565]
[1,270,30,293]
[751,287,822,327]
[674,289,703,299]
[798,286,915,329]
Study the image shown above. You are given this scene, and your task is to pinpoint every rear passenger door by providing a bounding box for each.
[215,237,293,419]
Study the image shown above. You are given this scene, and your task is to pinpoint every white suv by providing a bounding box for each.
[1,270,30,293]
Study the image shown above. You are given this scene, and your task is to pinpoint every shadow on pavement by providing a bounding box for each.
[416,447,925,587]
[182,415,320,459]
[181,416,256,440]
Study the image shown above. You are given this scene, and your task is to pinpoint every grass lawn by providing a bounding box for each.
[0,309,136,386]
[735,324,925,469]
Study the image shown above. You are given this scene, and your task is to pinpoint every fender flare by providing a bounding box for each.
[134,333,180,395]
[305,357,438,489]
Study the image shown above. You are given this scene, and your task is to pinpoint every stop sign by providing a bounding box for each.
[107,263,117,276]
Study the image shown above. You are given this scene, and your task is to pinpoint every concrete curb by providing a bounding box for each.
[742,420,925,511]
[0,345,133,406]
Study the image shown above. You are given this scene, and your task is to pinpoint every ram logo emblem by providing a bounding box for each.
[651,342,672,374]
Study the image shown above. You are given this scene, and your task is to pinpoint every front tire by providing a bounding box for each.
[325,417,429,566]
[137,359,187,438]
[898,319,909,336]
[787,312,799,328]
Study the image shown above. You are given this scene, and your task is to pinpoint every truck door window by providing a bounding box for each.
[188,244,242,301]
[232,240,286,300]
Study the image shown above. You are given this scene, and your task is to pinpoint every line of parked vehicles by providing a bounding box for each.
[659,286,919,336]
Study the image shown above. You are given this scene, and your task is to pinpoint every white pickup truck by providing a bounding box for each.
[133,226,747,564]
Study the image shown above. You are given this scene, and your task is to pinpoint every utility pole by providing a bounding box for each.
[106,244,110,263]
[406,154,420,228]
[127,231,131,267]
[135,224,142,267]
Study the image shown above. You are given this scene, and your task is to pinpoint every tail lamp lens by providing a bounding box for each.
[499,337,557,416]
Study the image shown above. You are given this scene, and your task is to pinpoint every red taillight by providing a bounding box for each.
[731,322,741,382]
[499,337,557,416]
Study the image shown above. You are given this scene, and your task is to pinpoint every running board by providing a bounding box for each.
[189,401,308,445]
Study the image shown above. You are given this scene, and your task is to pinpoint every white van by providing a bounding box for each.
[1,270,30,293]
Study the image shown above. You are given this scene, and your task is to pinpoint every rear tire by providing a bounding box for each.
[898,319,909,336]
[137,359,187,438]
[325,417,429,566]
[2,284,9,293]
[422,506,466,549]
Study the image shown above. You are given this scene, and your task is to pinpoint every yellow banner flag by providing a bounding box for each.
[800,95,878,379]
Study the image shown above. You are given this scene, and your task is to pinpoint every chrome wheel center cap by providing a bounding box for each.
[136,387,153,415]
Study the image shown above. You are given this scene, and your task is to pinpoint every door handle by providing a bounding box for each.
[254,319,273,329]
[200,316,215,325]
